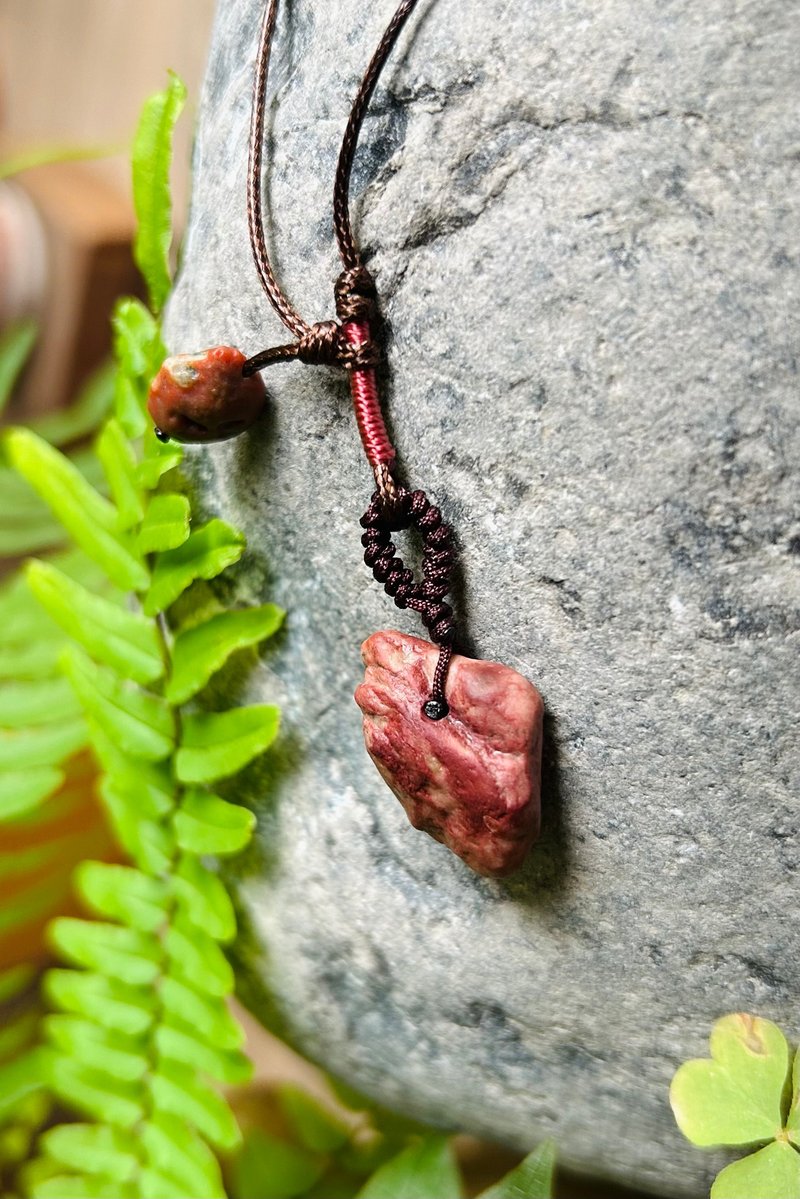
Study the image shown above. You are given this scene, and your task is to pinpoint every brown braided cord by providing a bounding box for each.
[247,0,420,319]
[333,0,420,270]
[247,0,309,337]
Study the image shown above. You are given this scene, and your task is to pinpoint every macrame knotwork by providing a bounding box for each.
[360,486,456,718]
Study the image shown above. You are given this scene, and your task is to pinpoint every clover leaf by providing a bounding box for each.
[671,1014,800,1198]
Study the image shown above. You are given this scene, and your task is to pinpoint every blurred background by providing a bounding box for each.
[0,1,214,419]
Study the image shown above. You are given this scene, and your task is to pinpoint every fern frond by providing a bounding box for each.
[0,72,289,1199]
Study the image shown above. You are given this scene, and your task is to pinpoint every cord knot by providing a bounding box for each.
[335,265,378,323]
[296,320,342,365]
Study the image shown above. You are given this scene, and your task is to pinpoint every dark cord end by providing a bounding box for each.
[423,697,449,721]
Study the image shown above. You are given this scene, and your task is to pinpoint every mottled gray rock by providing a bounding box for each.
[165,1,800,1193]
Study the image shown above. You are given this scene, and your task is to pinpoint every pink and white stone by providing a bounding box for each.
[355,630,544,878]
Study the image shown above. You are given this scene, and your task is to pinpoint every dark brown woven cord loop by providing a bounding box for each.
[246,0,457,717]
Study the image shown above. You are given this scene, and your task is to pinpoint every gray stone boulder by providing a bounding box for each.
[165,0,799,1193]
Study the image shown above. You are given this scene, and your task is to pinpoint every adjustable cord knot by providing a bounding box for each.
[295,320,341,365]
[335,265,378,323]
[242,266,382,376]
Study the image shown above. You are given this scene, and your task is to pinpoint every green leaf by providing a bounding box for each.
[159,977,244,1051]
[787,1045,800,1145]
[155,1023,252,1085]
[141,1114,225,1199]
[0,842,60,884]
[711,1141,800,1199]
[138,427,183,489]
[96,418,144,529]
[0,640,61,681]
[0,963,36,1004]
[167,604,284,704]
[90,728,173,818]
[111,298,160,382]
[671,1014,790,1147]
[176,704,280,783]
[0,677,79,727]
[0,1009,39,1062]
[173,788,255,855]
[0,319,37,411]
[164,913,234,997]
[63,647,174,761]
[477,1140,557,1199]
[40,1124,139,1182]
[148,1060,241,1150]
[137,492,190,554]
[144,519,245,616]
[0,1048,49,1121]
[0,721,85,771]
[49,917,161,985]
[114,371,148,440]
[276,1084,350,1153]
[44,1015,147,1083]
[45,969,155,1037]
[140,1168,193,1198]
[172,853,236,941]
[0,142,121,181]
[132,72,187,313]
[26,560,163,684]
[357,1136,463,1199]
[100,777,174,874]
[48,1056,143,1128]
[111,298,163,438]
[76,861,170,932]
[28,1173,137,1199]
[0,767,63,821]
[28,360,115,446]
[4,429,149,591]
[234,1129,325,1199]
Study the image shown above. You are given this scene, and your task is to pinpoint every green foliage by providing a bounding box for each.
[356,1135,462,1199]
[167,604,284,704]
[27,362,116,448]
[476,1140,557,1199]
[0,73,282,1199]
[0,144,121,182]
[132,71,187,314]
[234,1129,326,1199]
[3,349,274,1192]
[0,320,38,412]
[6,428,149,591]
[671,1014,800,1197]
[231,1107,557,1199]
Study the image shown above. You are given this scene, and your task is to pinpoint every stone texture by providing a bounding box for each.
[356,630,544,877]
[165,1,800,1194]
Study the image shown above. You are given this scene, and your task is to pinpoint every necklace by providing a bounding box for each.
[148,0,545,878]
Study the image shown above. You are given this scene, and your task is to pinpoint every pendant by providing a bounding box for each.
[355,630,544,878]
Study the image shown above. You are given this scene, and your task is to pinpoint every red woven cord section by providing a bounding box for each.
[344,320,395,469]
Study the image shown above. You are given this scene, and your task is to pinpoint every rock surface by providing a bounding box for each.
[165,0,800,1194]
[356,631,544,877]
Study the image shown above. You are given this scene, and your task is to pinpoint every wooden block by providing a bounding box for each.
[3,160,143,420]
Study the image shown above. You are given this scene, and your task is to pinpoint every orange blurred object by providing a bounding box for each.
[0,750,118,969]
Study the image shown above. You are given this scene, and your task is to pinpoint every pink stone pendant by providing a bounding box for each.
[355,630,544,878]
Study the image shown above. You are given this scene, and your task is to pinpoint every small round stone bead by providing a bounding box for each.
[147,345,266,443]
